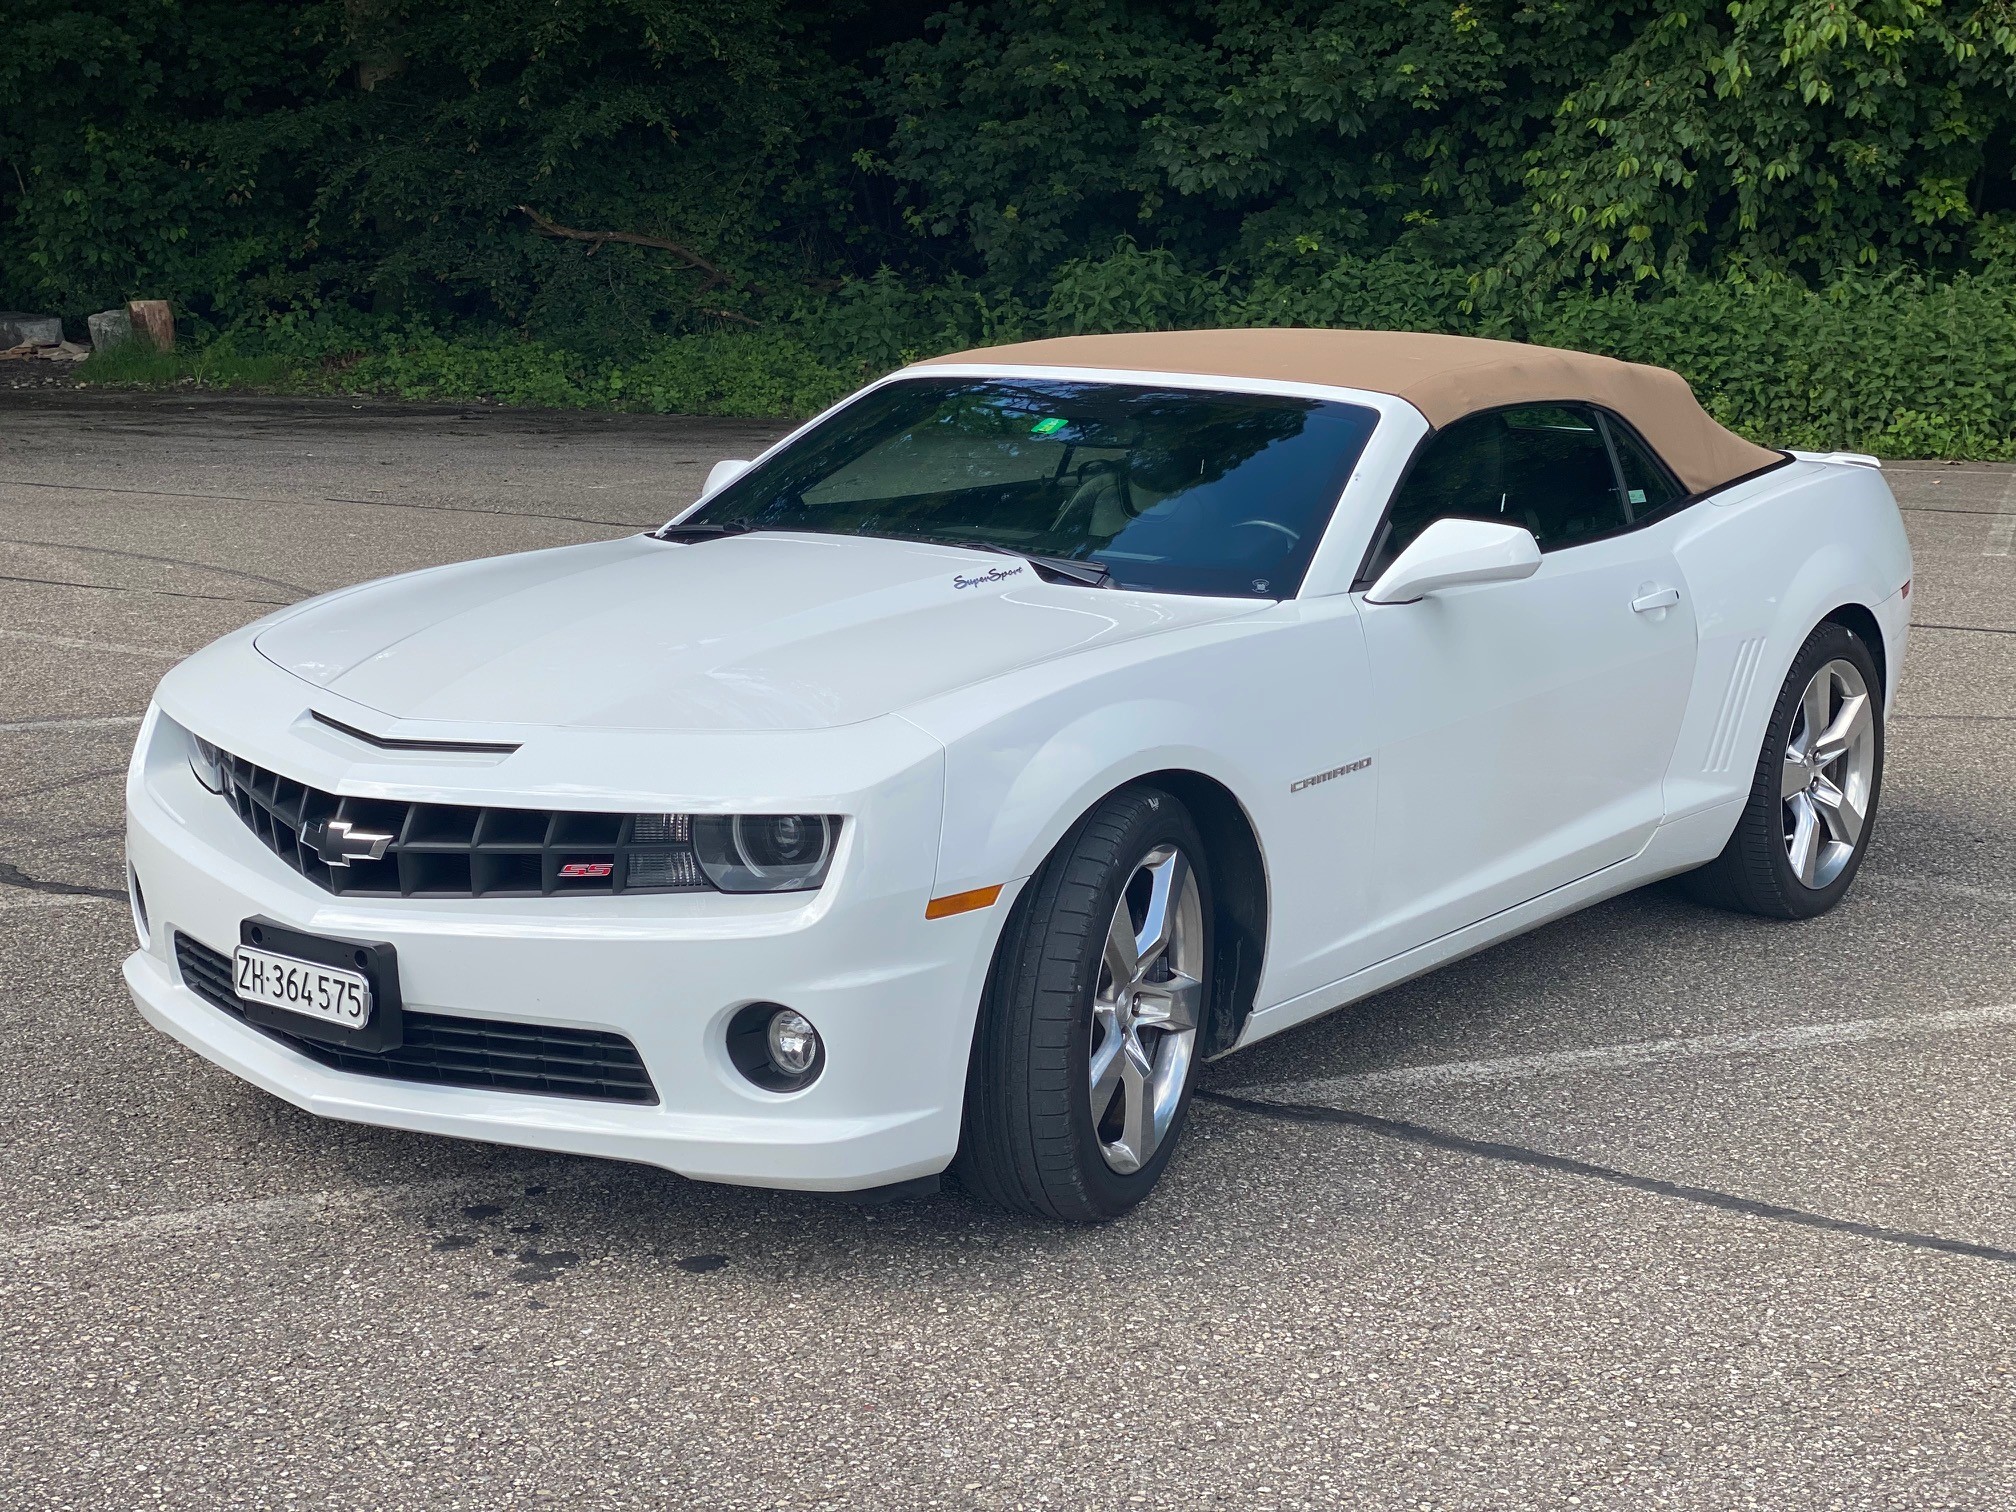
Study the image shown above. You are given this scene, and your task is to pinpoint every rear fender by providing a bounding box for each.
[1662,462,1911,827]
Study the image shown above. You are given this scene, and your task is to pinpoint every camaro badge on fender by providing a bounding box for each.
[1291,757,1372,794]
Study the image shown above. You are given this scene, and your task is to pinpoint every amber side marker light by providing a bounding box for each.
[925,884,1003,920]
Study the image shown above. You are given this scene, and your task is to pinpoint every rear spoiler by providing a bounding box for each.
[1788,450,1882,470]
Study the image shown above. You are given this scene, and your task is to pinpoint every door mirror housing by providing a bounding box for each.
[702,459,753,498]
[1363,517,1542,605]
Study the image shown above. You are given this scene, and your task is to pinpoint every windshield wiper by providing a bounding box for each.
[653,519,756,542]
[960,542,1115,588]
[654,524,1114,587]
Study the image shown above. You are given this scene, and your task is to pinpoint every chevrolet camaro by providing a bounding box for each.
[124,330,1912,1219]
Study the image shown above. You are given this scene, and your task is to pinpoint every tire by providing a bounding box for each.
[1681,620,1884,919]
[955,785,1213,1221]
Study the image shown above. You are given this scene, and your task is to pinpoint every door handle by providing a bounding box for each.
[1631,586,1681,613]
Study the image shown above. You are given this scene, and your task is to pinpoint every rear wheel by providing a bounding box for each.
[955,787,1210,1220]
[1682,621,1883,918]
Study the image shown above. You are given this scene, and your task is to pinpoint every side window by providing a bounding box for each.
[1605,418,1685,519]
[1365,403,1630,580]
[1368,411,1508,576]
[1495,406,1630,547]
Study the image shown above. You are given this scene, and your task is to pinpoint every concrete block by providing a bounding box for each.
[88,309,133,350]
[0,312,62,348]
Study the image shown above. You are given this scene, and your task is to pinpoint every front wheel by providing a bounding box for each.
[955,786,1211,1220]
[1682,620,1884,918]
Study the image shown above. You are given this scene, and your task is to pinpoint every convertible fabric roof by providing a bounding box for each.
[918,329,1782,496]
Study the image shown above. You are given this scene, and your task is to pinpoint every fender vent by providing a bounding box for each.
[1704,636,1766,773]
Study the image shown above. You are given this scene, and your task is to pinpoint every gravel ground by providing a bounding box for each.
[1,391,2012,1510]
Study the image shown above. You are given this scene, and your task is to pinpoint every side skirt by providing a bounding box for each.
[1227,800,1743,1053]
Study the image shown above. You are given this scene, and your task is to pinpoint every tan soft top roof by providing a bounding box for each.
[918,329,1780,495]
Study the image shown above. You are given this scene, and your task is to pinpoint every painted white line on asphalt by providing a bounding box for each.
[0,1178,474,1262]
[0,713,143,733]
[1988,476,2016,556]
[0,627,182,660]
[1247,1002,2016,1102]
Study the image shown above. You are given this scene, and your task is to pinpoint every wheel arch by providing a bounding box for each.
[1134,768,1269,1058]
[977,767,1271,1063]
[1820,600,1888,699]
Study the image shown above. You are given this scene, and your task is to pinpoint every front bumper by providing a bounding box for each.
[125,703,1005,1192]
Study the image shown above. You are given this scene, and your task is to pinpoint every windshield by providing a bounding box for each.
[684,377,1381,598]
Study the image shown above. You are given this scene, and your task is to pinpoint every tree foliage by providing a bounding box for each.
[879,0,2016,285]
[0,0,895,338]
[3,0,2013,337]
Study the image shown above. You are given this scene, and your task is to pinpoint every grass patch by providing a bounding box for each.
[75,342,305,391]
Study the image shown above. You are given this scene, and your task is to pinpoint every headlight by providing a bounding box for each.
[188,733,229,794]
[693,814,839,893]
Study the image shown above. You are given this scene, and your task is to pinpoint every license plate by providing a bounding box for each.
[233,944,373,1029]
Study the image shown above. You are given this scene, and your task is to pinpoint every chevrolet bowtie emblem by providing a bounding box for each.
[304,817,395,867]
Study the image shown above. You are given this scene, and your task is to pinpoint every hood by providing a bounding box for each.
[253,532,1254,732]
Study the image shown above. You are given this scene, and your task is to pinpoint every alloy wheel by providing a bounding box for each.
[1088,843,1204,1174]
[1781,657,1876,890]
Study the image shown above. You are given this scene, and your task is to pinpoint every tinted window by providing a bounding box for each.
[689,378,1380,599]
[1607,420,1684,518]
[1366,404,1630,577]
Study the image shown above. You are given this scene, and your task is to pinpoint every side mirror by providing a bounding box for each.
[1364,517,1542,605]
[702,458,753,498]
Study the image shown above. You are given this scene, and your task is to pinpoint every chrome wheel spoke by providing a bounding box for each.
[1132,846,1189,974]
[1136,971,1202,1034]
[1088,1024,1125,1120]
[1809,774,1864,847]
[1785,791,1823,887]
[1113,1038,1157,1172]
[1780,748,1810,801]
[1812,693,1870,769]
[1102,904,1140,989]
[1087,837,1203,1176]
[1799,674,1832,756]
[1781,657,1876,892]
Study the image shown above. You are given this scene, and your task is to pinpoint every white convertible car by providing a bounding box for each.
[124,330,1911,1219]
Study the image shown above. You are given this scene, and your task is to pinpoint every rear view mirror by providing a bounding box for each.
[702,459,753,498]
[1364,517,1542,605]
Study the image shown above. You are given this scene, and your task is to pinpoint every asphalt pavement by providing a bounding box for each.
[2,390,2012,1510]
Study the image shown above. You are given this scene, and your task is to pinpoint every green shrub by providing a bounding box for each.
[1530,271,2016,458]
[339,335,602,409]
[1000,248,2016,458]
[608,332,852,417]
[88,259,2016,459]
[295,325,852,418]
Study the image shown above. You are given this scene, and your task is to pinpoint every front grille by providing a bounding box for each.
[210,748,708,898]
[174,933,659,1104]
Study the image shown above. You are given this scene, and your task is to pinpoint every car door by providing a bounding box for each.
[1349,404,1698,964]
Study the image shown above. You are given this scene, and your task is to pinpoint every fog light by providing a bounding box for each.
[766,1008,820,1078]
[726,1001,825,1091]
